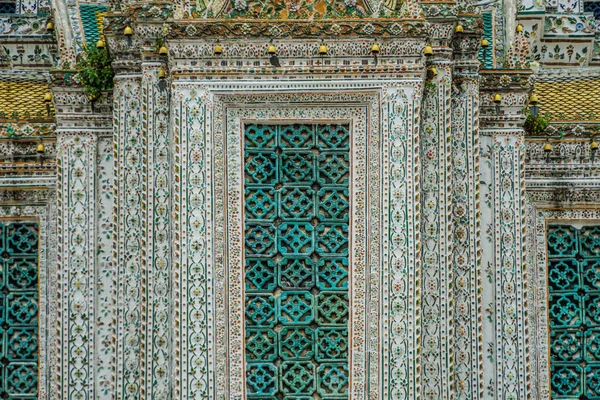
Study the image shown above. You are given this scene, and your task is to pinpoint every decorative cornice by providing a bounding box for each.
[525,187,600,206]
[479,69,534,131]
[480,69,535,89]
[165,19,427,39]
[50,86,113,133]
[544,123,600,138]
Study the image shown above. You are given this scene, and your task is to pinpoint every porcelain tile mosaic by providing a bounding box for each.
[6,0,600,399]
[0,79,53,122]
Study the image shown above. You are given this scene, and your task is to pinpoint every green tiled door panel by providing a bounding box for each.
[548,225,600,399]
[244,124,350,399]
[0,222,39,399]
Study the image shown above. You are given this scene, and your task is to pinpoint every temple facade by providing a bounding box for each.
[1,0,600,399]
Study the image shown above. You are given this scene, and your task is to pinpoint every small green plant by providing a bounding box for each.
[523,108,552,135]
[76,43,114,102]
[424,80,437,92]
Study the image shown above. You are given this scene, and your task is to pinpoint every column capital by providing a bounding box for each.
[49,75,113,136]
[479,69,534,133]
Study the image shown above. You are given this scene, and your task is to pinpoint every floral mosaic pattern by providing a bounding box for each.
[420,62,454,400]
[114,77,143,400]
[140,64,171,400]
[95,137,116,399]
[189,0,410,18]
[452,76,483,400]
[223,0,373,19]
[56,134,97,400]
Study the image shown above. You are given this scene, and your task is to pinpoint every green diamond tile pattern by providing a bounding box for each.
[0,222,39,398]
[478,11,494,69]
[79,4,108,46]
[548,225,600,399]
[244,124,350,399]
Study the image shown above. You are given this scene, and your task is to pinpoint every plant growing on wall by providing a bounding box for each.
[424,80,437,93]
[523,108,552,135]
[76,44,114,102]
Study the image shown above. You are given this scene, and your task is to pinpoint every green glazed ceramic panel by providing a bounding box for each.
[0,222,39,399]
[244,124,350,399]
[548,225,600,399]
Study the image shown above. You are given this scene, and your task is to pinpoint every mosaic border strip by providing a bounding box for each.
[381,81,423,400]
[451,76,483,400]
[141,63,172,400]
[222,103,370,399]
[172,84,215,400]
[56,134,97,400]
[94,137,117,399]
[420,61,454,400]
[485,133,528,400]
[526,203,600,400]
[114,76,143,400]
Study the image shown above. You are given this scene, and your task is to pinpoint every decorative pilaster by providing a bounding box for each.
[171,83,214,400]
[451,29,484,400]
[113,70,144,400]
[419,46,455,400]
[140,57,172,399]
[381,81,423,400]
[95,134,117,399]
[56,133,97,400]
[53,83,114,400]
[479,70,533,400]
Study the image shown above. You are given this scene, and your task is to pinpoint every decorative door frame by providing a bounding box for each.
[171,80,424,400]
[526,190,600,400]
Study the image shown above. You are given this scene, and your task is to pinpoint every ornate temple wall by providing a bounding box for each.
[11,0,600,398]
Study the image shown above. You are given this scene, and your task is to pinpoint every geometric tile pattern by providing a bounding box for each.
[0,222,38,399]
[0,79,53,121]
[244,124,350,398]
[79,4,108,46]
[479,12,495,69]
[536,77,600,122]
[548,225,600,399]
